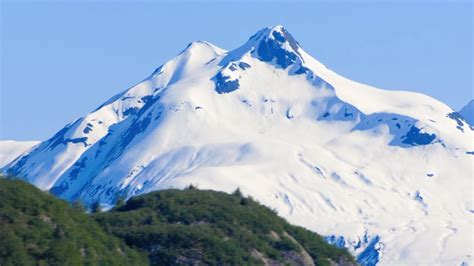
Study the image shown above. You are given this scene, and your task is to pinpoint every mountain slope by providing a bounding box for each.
[459,100,474,126]
[0,140,39,167]
[3,26,473,265]
[0,178,146,265]
[0,178,354,265]
[95,187,355,265]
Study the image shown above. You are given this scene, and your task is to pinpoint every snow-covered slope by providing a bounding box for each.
[459,100,474,126]
[3,26,473,265]
[0,140,39,168]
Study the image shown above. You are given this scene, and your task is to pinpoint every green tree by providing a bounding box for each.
[71,200,85,212]
[91,201,101,213]
[0,178,147,265]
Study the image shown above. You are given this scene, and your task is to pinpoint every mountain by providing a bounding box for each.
[0,178,146,265]
[459,100,474,126]
[95,186,355,265]
[0,140,39,167]
[3,25,473,265]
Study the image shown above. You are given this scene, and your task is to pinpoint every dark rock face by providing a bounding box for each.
[402,126,437,146]
[447,111,473,132]
[213,72,240,94]
[255,28,302,69]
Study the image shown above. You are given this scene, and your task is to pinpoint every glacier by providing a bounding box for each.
[2,25,473,265]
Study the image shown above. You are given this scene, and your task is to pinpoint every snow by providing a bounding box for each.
[3,26,473,266]
[0,140,39,168]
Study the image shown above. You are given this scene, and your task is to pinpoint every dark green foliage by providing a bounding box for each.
[285,225,355,265]
[71,200,85,212]
[0,178,147,265]
[0,178,355,265]
[115,196,126,208]
[185,183,198,190]
[91,201,102,213]
[95,188,356,265]
[232,187,243,197]
[274,235,302,252]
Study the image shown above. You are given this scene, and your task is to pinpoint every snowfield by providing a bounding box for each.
[0,140,39,167]
[3,26,473,265]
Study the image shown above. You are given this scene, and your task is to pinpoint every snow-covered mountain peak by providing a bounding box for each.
[248,25,300,49]
[248,25,303,67]
[179,40,226,57]
[3,26,473,266]
[219,26,306,72]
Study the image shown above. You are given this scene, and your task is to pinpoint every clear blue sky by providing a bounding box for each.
[1,1,472,141]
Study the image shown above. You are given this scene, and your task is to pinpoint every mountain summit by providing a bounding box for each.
[3,26,473,265]
[246,25,304,69]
